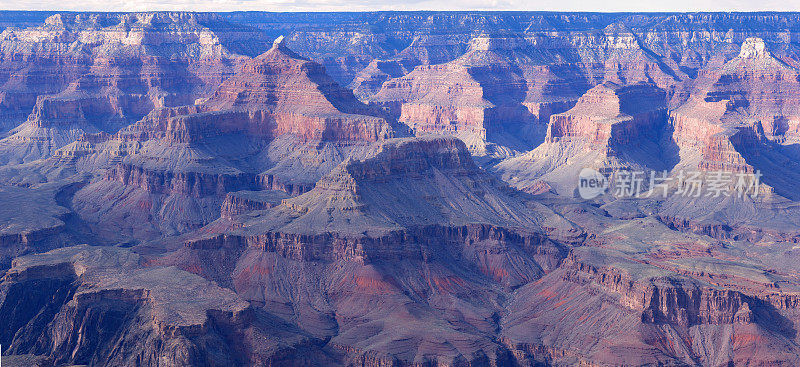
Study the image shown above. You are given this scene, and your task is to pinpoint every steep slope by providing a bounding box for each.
[69,37,398,241]
[0,12,269,164]
[367,31,684,161]
[350,35,469,99]
[155,136,579,365]
[0,245,327,366]
[495,81,672,195]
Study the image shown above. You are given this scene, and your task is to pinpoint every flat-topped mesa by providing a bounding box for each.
[346,135,480,180]
[546,82,667,151]
[0,246,282,366]
[26,96,94,128]
[561,256,755,328]
[309,136,481,202]
[739,37,770,59]
[220,190,289,219]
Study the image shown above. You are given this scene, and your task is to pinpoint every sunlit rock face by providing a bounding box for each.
[4,11,800,367]
[0,12,272,164]
[67,37,398,240]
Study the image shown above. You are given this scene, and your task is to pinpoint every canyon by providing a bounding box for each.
[0,10,800,367]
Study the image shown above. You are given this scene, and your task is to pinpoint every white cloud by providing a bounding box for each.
[0,0,796,12]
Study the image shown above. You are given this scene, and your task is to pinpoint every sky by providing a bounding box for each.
[0,0,797,12]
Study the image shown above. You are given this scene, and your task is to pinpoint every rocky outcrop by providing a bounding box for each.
[366,36,564,157]
[220,190,289,218]
[0,12,270,164]
[0,246,324,366]
[546,82,667,152]
[561,253,755,327]
[493,82,671,195]
[670,38,800,174]
[68,37,399,240]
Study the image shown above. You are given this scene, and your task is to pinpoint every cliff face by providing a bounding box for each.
[147,136,576,365]
[66,37,399,240]
[219,12,800,87]
[494,81,671,195]
[363,30,683,158]
[660,37,800,202]
[366,35,580,158]
[0,12,270,164]
[112,36,396,146]
[559,253,755,328]
[220,190,289,219]
[497,209,800,367]
[546,82,668,150]
[350,35,468,99]
[6,11,800,367]
[0,246,326,366]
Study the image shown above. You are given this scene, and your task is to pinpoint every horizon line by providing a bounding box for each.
[0,9,798,13]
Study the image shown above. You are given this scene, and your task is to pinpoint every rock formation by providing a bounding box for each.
[670,38,800,176]
[495,81,671,195]
[0,245,327,366]
[68,36,398,240]
[0,12,270,164]
[151,136,577,365]
[366,35,581,159]
[2,11,800,367]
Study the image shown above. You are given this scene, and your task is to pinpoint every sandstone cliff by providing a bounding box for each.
[4,11,800,367]
[0,245,327,366]
[69,37,399,240]
[0,12,270,164]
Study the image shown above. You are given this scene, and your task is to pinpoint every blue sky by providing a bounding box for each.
[0,0,795,12]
